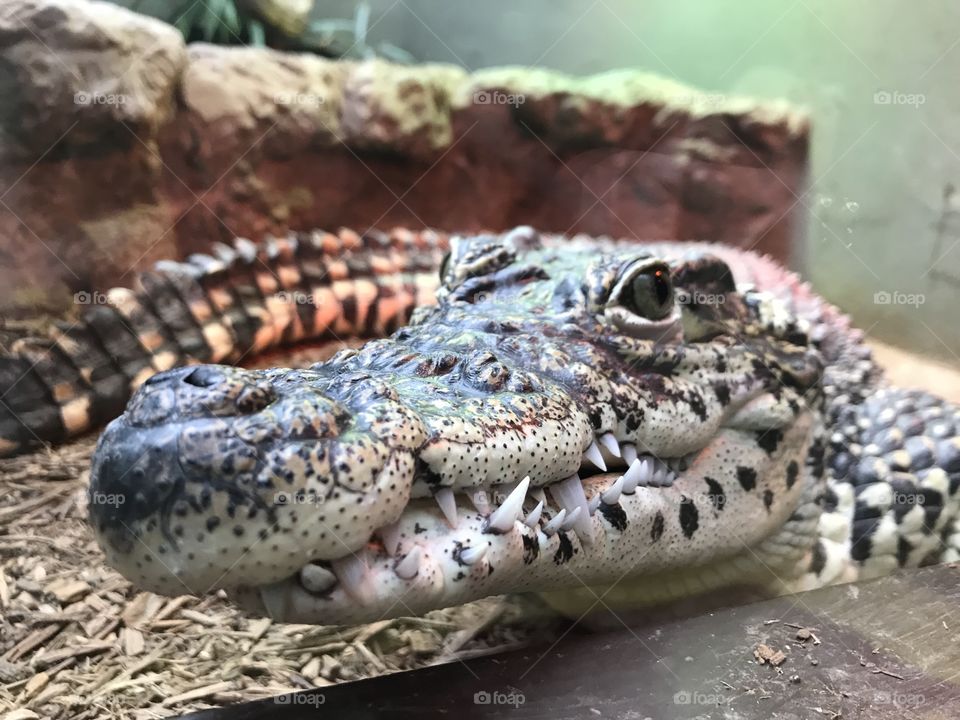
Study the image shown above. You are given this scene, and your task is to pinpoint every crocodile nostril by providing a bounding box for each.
[183,366,223,388]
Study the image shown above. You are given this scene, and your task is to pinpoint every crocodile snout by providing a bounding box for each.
[88,421,182,531]
[126,365,277,427]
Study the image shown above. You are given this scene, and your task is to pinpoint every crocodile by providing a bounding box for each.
[4,226,960,627]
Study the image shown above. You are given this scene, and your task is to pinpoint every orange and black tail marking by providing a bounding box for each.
[0,227,449,457]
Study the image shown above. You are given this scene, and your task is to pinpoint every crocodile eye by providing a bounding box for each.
[618,266,673,320]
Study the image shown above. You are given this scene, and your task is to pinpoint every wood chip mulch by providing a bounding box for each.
[0,437,561,719]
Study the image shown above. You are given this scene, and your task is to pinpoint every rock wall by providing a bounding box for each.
[0,0,809,316]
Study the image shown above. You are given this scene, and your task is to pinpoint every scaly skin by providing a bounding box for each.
[6,227,960,626]
[0,227,445,456]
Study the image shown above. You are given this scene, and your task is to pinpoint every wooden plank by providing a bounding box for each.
[179,565,960,719]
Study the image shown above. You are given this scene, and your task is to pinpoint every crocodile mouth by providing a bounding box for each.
[227,425,781,625]
[88,341,816,627]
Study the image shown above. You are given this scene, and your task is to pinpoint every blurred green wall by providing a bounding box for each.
[320,0,960,362]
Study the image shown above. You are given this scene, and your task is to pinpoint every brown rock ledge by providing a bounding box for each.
[0,0,809,316]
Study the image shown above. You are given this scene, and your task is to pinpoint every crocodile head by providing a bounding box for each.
[88,228,824,625]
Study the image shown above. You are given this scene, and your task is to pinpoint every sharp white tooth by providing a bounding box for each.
[598,432,621,458]
[641,457,654,480]
[550,474,593,541]
[560,505,582,531]
[652,467,668,487]
[634,458,656,489]
[395,546,422,580]
[532,488,547,505]
[583,441,607,471]
[601,476,624,505]
[542,508,566,536]
[259,581,288,621]
[460,544,488,564]
[524,500,544,527]
[299,563,336,594]
[379,521,402,556]
[588,494,601,514]
[621,444,638,466]
[470,489,492,515]
[621,459,646,493]
[485,476,530,533]
[331,555,372,603]
[435,488,458,528]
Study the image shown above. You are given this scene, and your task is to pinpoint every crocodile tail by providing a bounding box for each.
[0,227,449,456]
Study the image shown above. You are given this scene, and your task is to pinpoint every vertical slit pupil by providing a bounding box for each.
[653,270,671,306]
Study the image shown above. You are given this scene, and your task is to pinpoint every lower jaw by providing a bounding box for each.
[231,451,679,623]
[229,442,811,626]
